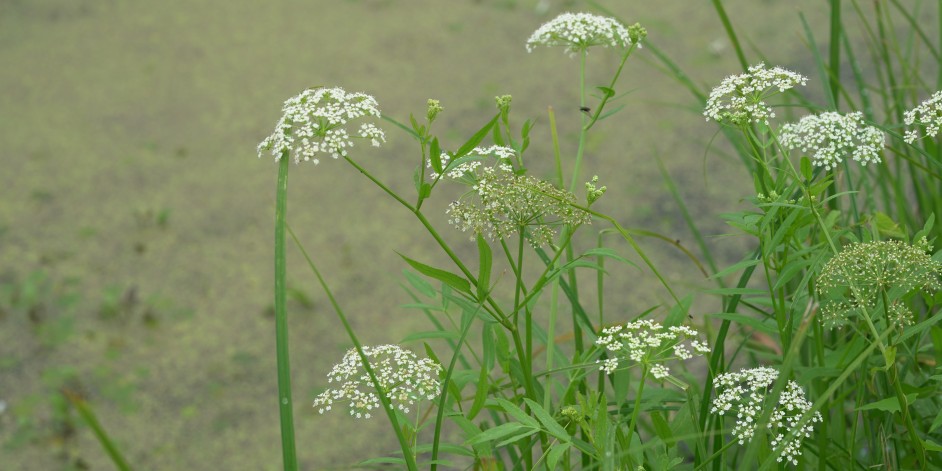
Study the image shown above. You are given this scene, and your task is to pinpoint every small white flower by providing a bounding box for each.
[313,345,442,419]
[595,320,709,381]
[526,12,637,54]
[704,63,808,126]
[258,87,385,164]
[904,90,942,143]
[779,111,884,170]
[711,367,821,466]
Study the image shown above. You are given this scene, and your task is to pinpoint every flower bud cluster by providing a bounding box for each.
[816,237,942,328]
[526,12,633,54]
[779,111,884,170]
[904,90,942,143]
[257,87,385,165]
[595,320,710,379]
[704,63,808,126]
[711,367,821,466]
[445,148,591,247]
[586,176,607,205]
[313,344,441,419]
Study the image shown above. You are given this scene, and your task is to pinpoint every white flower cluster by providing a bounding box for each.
[904,90,942,143]
[312,344,441,419]
[711,367,821,466]
[427,145,517,180]
[445,148,591,247]
[526,12,632,54]
[704,63,808,126]
[595,320,710,379]
[779,111,884,170]
[258,87,385,165]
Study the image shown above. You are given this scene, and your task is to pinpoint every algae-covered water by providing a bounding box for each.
[0,0,824,468]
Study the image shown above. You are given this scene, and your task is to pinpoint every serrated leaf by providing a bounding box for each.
[402,269,436,298]
[494,398,540,428]
[523,398,570,442]
[495,428,540,448]
[455,114,499,159]
[465,422,530,445]
[397,252,471,294]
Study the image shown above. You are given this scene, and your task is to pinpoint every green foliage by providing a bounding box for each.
[261,3,942,470]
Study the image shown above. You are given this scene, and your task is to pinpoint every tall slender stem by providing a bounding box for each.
[274,155,298,471]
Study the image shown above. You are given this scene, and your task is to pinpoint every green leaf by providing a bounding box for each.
[495,429,540,448]
[494,398,540,428]
[467,364,489,421]
[706,312,777,334]
[429,137,443,174]
[466,422,532,446]
[931,406,942,432]
[492,121,505,147]
[546,442,570,469]
[397,252,471,295]
[523,398,570,442]
[596,86,615,98]
[476,235,492,301]
[924,438,942,452]
[520,119,533,154]
[800,156,812,181]
[455,114,499,159]
[856,394,917,413]
[400,331,460,343]
[874,212,906,239]
[402,269,436,298]
[650,411,674,443]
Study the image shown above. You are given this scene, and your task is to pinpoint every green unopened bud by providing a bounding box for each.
[628,23,647,45]
[495,95,512,111]
[426,99,443,123]
[586,176,607,205]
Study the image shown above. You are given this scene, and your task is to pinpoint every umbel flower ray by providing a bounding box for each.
[779,111,884,170]
[704,63,808,126]
[816,237,942,328]
[313,344,442,419]
[594,319,710,379]
[442,146,591,247]
[711,367,822,466]
[257,86,385,165]
[526,12,642,55]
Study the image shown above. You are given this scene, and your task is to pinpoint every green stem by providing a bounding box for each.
[287,224,419,471]
[625,366,649,469]
[274,155,298,471]
[64,391,133,471]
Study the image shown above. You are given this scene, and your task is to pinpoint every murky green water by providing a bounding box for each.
[0,0,832,468]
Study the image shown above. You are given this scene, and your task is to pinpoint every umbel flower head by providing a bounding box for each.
[526,12,640,54]
[904,90,942,144]
[595,320,711,379]
[779,111,884,170]
[704,63,808,126]
[444,146,591,247]
[711,367,822,466]
[257,87,385,165]
[816,237,942,328]
[312,344,442,419]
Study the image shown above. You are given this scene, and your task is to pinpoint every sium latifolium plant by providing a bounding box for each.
[258,5,942,471]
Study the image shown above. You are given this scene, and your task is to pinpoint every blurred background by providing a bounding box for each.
[0,0,827,469]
